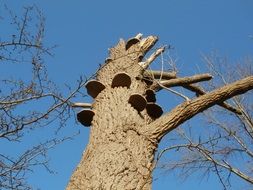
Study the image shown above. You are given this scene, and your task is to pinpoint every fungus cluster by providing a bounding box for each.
[77,34,164,127]
[77,71,163,127]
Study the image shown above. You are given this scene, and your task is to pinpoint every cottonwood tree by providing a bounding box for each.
[67,34,253,189]
[156,55,253,189]
[0,6,85,189]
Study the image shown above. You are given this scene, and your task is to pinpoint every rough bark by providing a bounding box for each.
[67,34,253,190]
[67,35,159,190]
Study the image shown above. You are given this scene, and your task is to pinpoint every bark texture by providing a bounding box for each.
[67,34,253,190]
[67,36,159,190]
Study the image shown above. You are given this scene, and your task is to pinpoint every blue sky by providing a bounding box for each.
[1,0,253,189]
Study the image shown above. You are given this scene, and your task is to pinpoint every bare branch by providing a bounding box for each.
[233,98,253,131]
[184,84,242,114]
[196,143,253,184]
[18,6,29,43]
[143,70,177,80]
[0,42,51,55]
[139,46,165,69]
[152,73,212,91]
[0,136,77,189]
[204,111,253,158]
[158,83,190,101]
[144,76,253,140]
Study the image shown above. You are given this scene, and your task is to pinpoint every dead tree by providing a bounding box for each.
[67,34,253,189]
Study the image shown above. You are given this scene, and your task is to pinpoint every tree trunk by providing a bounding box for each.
[67,36,159,189]
[67,85,158,189]
[66,34,253,189]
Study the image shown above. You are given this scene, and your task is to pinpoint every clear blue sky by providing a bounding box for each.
[1,0,253,189]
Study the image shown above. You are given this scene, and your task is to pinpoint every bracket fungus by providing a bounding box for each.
[111,72,131,88]
[77,109,95,127]
[145,89,156,102]
[125,38,140,50]
[85,80,105,98]
[125,33,142,50]
[105,58,112,63]
[146,103,163,119]
[128,93,147,112]
[142,76,153,86]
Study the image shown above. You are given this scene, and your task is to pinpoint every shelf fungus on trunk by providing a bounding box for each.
[85,80,106,98]
[142,76,153,86]
[125,33,142,50]
[145,89,156,103]
[77,109,95,127]
[128,93,147,112]
[125,37,140,50]
[146,103,163,119]
[111,72,131,88]
[105,58,112,63]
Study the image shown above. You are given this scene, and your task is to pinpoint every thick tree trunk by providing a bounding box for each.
[67,36,159,189]
[67,87,157,189]
[66,34,253,189]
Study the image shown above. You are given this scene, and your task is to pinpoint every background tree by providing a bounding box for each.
[66,34,253,189]
[156,54,253,189]
[0,6,86,189]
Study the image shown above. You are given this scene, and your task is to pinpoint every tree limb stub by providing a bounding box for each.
[71,102,92,108]
[140,36,158,52]
[152,73,212,91]
[150,71,241,114]
[145,76,253,140]
[143,70,177,80]
[139,46,165,69]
